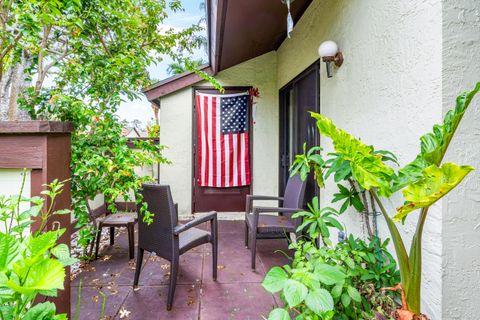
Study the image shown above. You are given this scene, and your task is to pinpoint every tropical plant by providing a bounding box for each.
[0,175,76,320]
[306,83,480,317]
[291,144,398,239]
[293,196,343,246]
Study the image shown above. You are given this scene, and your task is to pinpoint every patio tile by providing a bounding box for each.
[71,284,130,319]
[203,234,266,283]
[72,254,137,287]
[71,220,291,319]
[119,285,200,320]
[199,282,276,320]
[138,251,203,286]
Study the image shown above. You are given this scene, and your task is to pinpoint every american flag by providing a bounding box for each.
[196,92,251,187]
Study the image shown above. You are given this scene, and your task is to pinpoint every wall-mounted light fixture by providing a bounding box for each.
[318,41,343,78]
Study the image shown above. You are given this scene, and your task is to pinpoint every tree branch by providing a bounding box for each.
[0,31,22,60]
[95,26,112,57]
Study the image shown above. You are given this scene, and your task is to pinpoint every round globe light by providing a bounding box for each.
[318,40,338,57]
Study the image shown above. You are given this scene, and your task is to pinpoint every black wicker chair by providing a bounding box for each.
[134,184,218,310]
[245,174,306,269]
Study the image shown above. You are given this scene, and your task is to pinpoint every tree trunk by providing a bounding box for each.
[0,50,32,121]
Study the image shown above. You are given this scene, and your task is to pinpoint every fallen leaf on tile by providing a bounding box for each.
[118,307,131,319]
[160,263,169,270]
[217,265,226,270]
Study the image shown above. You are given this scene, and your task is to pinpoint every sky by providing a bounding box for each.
[116,1,208,128]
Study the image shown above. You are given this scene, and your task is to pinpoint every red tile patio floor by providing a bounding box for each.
[71,220,290,319]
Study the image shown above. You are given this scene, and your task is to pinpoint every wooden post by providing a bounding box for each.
[0,121,73,317]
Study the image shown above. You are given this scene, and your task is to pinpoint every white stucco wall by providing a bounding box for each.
[276,0,443,317]
[0,169,31,233]
[441,1,480,319]
[159,51,278,217]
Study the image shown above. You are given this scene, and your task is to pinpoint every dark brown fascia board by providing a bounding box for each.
[0,121,73,134]
[209,0,227,74]
[143,65,213,104]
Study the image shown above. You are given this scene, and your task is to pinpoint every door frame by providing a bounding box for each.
[191,86,253,213]
[278,60,320,196]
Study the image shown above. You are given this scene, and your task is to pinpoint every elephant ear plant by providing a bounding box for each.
[0,175,76,320]
[308,83,480,318]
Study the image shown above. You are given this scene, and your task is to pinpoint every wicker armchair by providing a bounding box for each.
[134,184,218,310]
[245,174,306,269]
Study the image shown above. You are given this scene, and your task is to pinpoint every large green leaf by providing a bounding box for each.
[311,112,394,197]
[262,266,288,293]
[394,163,474,221]
[51,244,78,266]
[0,233,20,271]
[313,263,346,285]
[29,230,64,257]
[268,308,291,320]
[305,288,334,315]
[393,82,480,191]
[22,302,58,320]
[7,259,65,295]
[283,279,308,307]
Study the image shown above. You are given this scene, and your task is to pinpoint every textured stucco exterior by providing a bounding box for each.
[159,51,278,217]
[277,0,443,317]
[154,0,479,318]
[0,169,31,233]
[441,1,480,319]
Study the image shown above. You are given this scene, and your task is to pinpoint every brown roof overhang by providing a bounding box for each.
[143,65,213,105]
[144,0,312,104]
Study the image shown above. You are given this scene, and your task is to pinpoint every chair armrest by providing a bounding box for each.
[245,195,284,214]
[252,206,302,215]
[247,195,284,201]
[174,211,217,235]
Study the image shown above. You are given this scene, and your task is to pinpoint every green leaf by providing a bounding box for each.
[305,288,334,314]
[29,230,62,257]
[394,163,474,221]
[0,233,20,271]
[421,83,480,165]
[283,279,308,307]
[331,284,343,298]
[341,292,351,307]
[262,266,288,293]
[393,83,480,191]
[7,259,65,295]
[314,264,345,285]
[347,286,361,302]
[268,308,290,320]
[22,302,57,320]
[51,244,78,266]
[311,112,394,197]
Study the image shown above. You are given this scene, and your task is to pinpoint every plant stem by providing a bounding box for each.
[405,207,429,314]
[370,190,411,294]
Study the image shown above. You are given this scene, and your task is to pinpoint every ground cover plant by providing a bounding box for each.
[263,196,400,320]
[281,83,479,319]
[0,175,76,319]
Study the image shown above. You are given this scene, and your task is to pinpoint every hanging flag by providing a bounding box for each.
[196,92,251,188]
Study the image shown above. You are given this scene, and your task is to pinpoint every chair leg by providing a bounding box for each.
[167,256,179,311]
[127,223,135,260]
[109,227,115,245]
[249,230,257,270]
[212,219,218,281]
[133,248,144,287]
[94,225,102,260]
[244,221,249,248]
